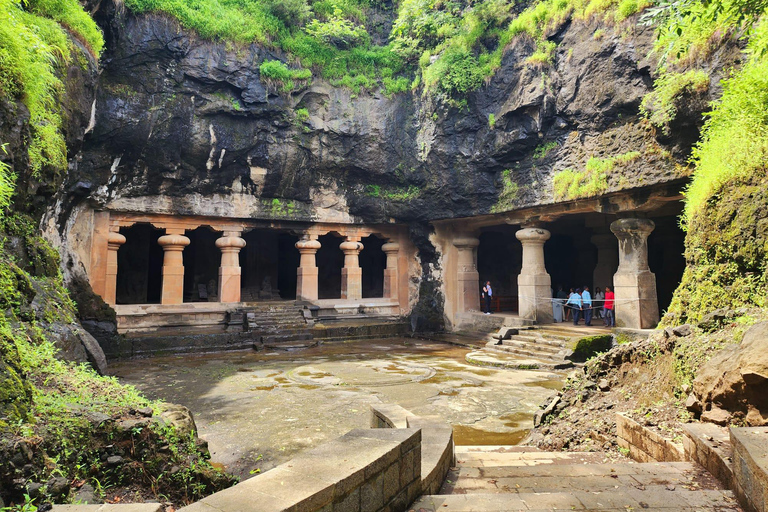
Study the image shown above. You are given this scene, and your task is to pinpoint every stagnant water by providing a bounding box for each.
[109,338,563,480]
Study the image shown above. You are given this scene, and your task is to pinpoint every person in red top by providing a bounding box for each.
[603,286,615,327]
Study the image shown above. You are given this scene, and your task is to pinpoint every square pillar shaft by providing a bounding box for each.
[453,237,480,314]
[611,218,660,329]
[217,233,246,303]
[341,238,364,301]
[382,241,400,300]
[296,236,321,302]
[516,227,553,323]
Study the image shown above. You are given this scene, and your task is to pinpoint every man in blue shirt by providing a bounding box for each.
[581,286,593,326]
[482,281,493,314]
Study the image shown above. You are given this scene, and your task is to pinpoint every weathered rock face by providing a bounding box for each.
[692,322,768,426]
[64,7,724,227]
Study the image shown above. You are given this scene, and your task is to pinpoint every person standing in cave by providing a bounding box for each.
[594,287,604,320]
[582,286,593,326]
[568,288,582,324]
[482,281,493,314]
[604,286,615,327]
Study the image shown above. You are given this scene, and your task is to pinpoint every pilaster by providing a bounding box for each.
[104,230,126,306]
[453,236,480,314]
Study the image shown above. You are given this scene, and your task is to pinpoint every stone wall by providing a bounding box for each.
[616,413,685,463]
[180,428,422,512]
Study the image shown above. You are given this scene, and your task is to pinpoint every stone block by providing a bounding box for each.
[360,473,384,512]
[334,488,360,512]
[382,462,400,502]
[731,427,768,512]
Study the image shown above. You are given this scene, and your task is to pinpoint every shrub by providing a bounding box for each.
[259,60,312,93]
[640,70,710,133]
[305,7,369,49]
[25,0,105,55]
[263,0,310,27]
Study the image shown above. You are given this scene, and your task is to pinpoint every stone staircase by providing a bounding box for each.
[471,324,611,370]
[411,445,742,511]
[241,304,314,349]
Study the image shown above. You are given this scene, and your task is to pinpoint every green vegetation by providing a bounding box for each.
[533,140,558,159]
[365,184,420,201]
[553,151,640,200]
[0,0,103,180]
[640,69,710,133]
[121,0,654,100]
[660,2,768,324]
[491,169,520,212]
[571,334,613,362]
[259,60,312,94]
[488,113,496,129]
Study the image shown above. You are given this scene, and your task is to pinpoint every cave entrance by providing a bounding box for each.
[116,223,163,305]
[317,233,344,300]
[648,212,686,316]
[241,229,300,301]
[477,227,522,313]
[182,226,221,302]
[546,219,599,295]
[360,234,386,298]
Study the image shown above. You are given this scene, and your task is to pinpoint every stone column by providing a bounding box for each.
[591,232,618,291]
[340,237,364,301]
[104,230,126,306]
[382,241,400,300]
[610,218,659,329]
[453,237,480,314]
[516,227,553,323]
[158,231,190,305]
[295,235,321,302]
[216,231,246,303]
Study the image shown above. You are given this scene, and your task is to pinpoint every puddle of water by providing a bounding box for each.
[453,425,529,446]
[500,411,531,428]
[524,379,564,391]
[297,384,320,390]
[250,385,276,391]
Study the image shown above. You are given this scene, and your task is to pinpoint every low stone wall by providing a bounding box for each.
[115,303,238,334]
[180,428,421,512]
[615,413,685,462]
[370,404,455,496]
[683,422,735,490]
[314,321,409,342]
[731,428,768,512]
[53,505,162,512]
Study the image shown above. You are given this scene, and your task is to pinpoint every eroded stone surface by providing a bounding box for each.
[109,338,560,479]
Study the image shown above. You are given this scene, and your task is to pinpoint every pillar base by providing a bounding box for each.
[297,267,319,302]
[614,271,659,329]
[341,267,363,300]
[518,273,553,323]
[383,268,398,300]
[161,266,185,305]
[219,267,242,303]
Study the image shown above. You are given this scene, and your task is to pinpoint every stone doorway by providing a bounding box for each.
[241,229,300,301]
[360,234,386,299]
[115,223,164,304]
[317,233,344,299]
[182,226,221,302]
[477,228,521,313]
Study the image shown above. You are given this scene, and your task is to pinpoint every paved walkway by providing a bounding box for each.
[410,445,742,511]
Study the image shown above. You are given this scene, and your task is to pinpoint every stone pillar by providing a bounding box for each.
[216,231,246,303]
[382,241,400,300]
[516,227,553,323]
[340,237,364,301]
[158,231,190,305]
[453,237,480,314]
[610,218,659,329]
[104,230,126,306]
[295,235,321,302]
[591,232,618,291]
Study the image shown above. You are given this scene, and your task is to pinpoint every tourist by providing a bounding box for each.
[554,285,567,322]
[567,288,582,324]
[594,287,604,319]
[581,286,593,326]
[482,281,493,314]
[604,286,615,327]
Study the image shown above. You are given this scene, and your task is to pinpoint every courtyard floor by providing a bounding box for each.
[109,338,563,480]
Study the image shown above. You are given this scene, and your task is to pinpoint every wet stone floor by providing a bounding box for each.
[109,338,563,480]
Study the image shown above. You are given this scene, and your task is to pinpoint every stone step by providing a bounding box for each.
[485,343,566,361]
[467,351,573,371]
[497,339,564,353]
[514,332,572,343]
[410,489,740,511]
[260,332,313,344]
[454,448,607,467]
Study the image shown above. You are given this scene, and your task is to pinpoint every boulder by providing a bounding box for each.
[692,322,768,426]
[158,403,198,437]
